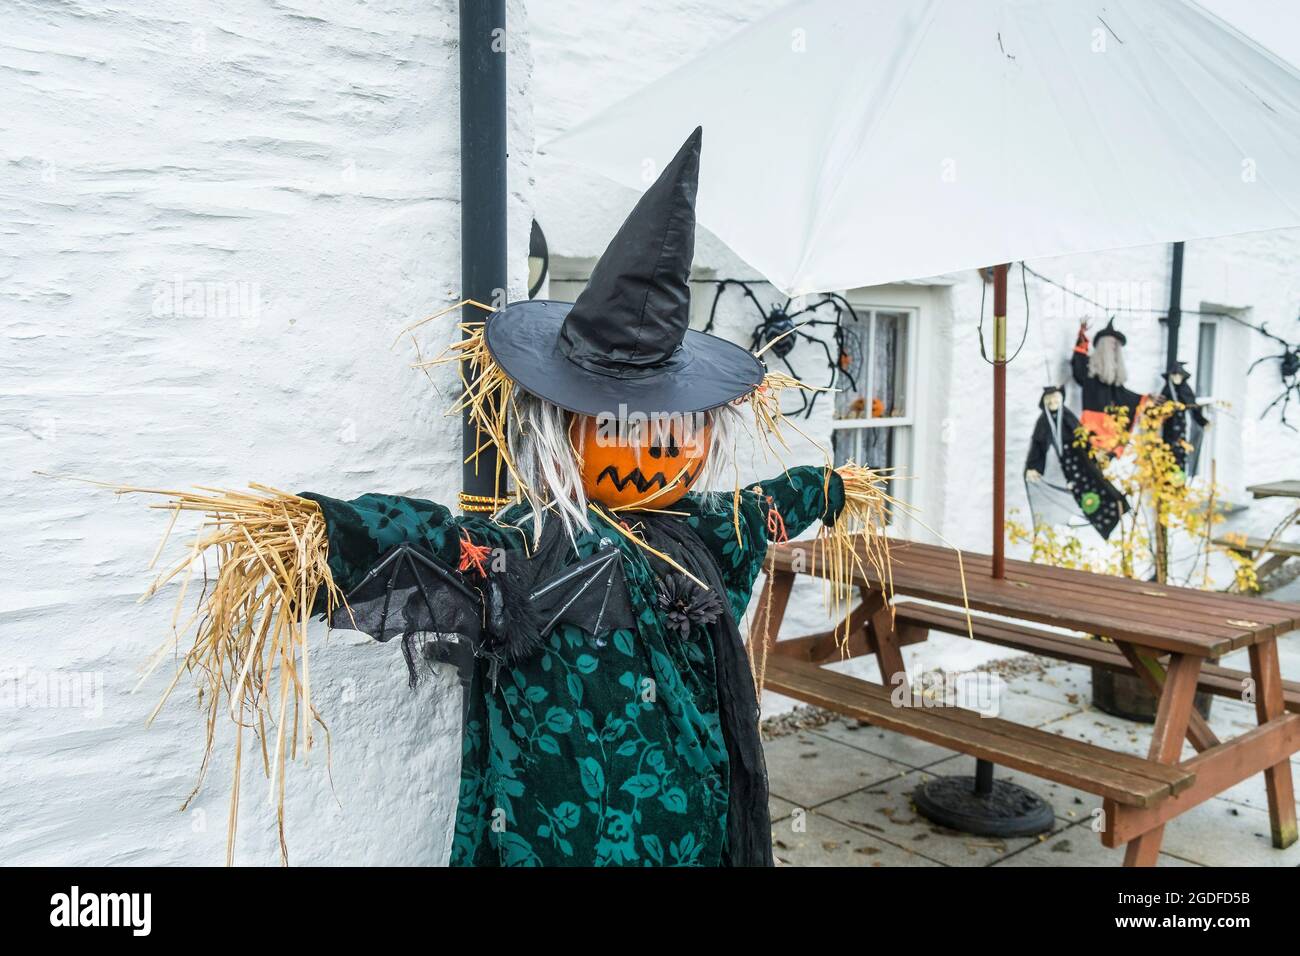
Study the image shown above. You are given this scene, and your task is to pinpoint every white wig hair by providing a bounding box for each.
[503,391,747,542]
[1088,335,1127,387]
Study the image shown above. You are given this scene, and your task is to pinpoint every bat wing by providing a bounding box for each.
[528,541,635,639]
[330,543,483,644]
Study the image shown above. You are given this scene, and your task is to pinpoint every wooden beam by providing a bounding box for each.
[1123,653,1202,866]
[1249,641,1299,849]
[866,591,908,689]
[749,568,794,658]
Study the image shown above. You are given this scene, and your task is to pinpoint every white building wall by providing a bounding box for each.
[1,0,534,865]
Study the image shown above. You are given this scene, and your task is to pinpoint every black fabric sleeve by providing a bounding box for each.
[1025,416,1050,474]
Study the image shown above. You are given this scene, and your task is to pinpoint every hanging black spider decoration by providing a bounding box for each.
[702,278,860,417]
[1248,338,1300,431]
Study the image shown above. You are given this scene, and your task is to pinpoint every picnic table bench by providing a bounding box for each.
[1213,534,1300,581]
[1213,481,1300,583]
[753,535,1300,866]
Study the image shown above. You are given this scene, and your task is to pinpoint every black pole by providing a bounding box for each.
[459,0,507,511]
[1164,241,1185,369]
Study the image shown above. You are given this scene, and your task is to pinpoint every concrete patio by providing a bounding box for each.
[761,577,1300,867]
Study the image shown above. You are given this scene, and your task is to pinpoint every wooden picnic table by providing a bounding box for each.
[753,534,1300,866]
[1216,479,1300,581]
[1247,480,1300,500]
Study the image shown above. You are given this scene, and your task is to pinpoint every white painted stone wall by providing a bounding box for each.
[1,0,534,865]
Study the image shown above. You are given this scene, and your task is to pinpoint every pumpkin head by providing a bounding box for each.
[571,413,712,509]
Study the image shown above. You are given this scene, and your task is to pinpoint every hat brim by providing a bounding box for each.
[484,300,765,417]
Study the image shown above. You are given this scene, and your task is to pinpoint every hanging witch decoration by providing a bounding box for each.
[92,128,894,868]
[1024,385,1128,540]
[1072,318,1149,455]
[1158,360,1210,475]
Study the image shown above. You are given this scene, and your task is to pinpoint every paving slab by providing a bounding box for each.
[808,717,959,770]
[771,811,941,867]
[1156,797,1300,867]
[815,768,1073,866]
[993,822,1200,867]
[763,731,914,808]
[986,685,1083,727]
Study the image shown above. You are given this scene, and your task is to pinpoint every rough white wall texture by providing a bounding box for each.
[2,0,533,865]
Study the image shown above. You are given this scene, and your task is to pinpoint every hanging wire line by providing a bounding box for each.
[1020,263,1298,348]
[976,262,1032,366]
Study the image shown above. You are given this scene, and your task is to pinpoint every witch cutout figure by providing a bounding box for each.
[1024,385,1128,540]
[98,128,894,867]
[1071,318,1149,455]
[1158,360,1210,475]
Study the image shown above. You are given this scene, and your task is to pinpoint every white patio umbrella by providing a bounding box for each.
[545,0,1300,573]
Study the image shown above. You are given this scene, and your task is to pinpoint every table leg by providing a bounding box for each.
[864,591,907,689]
[1116,642,1219,753]
[1248,640,1298,849]
[750,567,795,659]
[1123,652,1202,867]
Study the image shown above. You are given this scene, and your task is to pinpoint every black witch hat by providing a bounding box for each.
[484,127,763,418]
[1161,360,1191,380]
[1092,317,1127,346]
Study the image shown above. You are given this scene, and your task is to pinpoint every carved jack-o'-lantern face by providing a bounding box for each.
[571,414,711,509]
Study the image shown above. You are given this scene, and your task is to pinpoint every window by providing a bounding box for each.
[832,306,915,480]
[1196,318,1217,397]
[1187,314,1220,479]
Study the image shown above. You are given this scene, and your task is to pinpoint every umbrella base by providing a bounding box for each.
[913,762,1054,838]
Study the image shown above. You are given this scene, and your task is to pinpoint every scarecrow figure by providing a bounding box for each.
[1071,318,1149,455]
[1024,385,1127,540]
[1158,360,1210,474]
[107,128,887,867]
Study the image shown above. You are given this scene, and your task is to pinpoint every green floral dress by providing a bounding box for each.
[304,464,842,867]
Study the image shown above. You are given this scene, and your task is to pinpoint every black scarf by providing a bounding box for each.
[636,512,774,868]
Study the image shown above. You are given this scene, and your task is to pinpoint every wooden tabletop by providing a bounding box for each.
[1247,480,1300,500]
[770,536,1300,659]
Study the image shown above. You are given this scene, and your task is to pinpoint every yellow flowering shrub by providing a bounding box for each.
[1008,398,1254,592]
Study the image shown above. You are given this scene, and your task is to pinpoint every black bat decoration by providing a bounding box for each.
[329,525,635,690]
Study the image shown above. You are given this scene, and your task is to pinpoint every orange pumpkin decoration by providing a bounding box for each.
[570,414,712,509]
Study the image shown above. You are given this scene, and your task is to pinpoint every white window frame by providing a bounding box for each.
[830,302,921,526]
[1189,311,1223,484]
[830,303,919,432]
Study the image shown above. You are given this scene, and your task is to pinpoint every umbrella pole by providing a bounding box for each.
[916,267,1054,839]
[992,263,1009,579]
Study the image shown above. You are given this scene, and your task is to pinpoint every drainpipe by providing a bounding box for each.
[459,0,507,511]
[991,262,1009,579]
[1154,241,1185,583]
[1163,241,1185,368]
